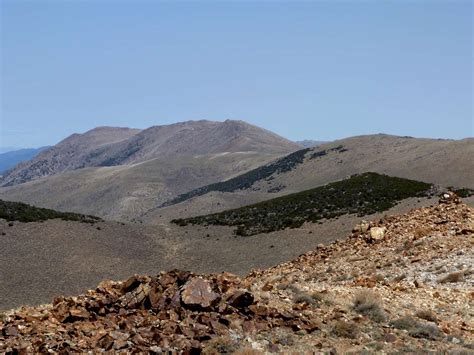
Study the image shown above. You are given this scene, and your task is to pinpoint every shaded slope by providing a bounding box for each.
[0,127,141,186]
[172,173,433,235]
[0,199,101,223]
[0,147,50,174]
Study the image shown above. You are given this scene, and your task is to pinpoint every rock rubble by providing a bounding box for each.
[1,193,473,353]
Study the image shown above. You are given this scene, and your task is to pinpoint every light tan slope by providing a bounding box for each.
[0,120,300,187]
[0,152,279,221]
[147,135,474,222]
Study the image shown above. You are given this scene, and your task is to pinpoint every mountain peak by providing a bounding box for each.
[0,120,300,187]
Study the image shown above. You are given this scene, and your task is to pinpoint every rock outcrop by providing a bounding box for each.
[1,194,473,353]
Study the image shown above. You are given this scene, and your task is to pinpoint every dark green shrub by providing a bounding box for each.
[172,173,434,236]
[0,199,101,223]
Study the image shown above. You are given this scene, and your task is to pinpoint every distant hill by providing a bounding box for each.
[0,152,281,221]
[0,127,141,187]
[0,120,300,187]
[0,147,50,174]
[171,172,434,235]
[0,147,24,154]
[148,135,473,222]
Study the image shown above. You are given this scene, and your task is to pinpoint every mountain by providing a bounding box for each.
[0,147,25,154]
[0,147,50,174]
[0,120,300,220]
[0,120,300,187]
[149,134,474,222]
[0,127,142,187]
[2,196,472,352]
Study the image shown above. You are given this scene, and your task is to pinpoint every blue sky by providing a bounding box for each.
[1,0,472,148]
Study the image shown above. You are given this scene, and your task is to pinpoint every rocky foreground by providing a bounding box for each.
[1,193,473,353]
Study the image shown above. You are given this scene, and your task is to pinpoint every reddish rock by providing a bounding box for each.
[225,290,254,309]
[181,278,220,309]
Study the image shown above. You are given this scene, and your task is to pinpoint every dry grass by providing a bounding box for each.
[331,320,359,339]
[438,271,464,283]
[352,290,386,322]
[293,292,316,305]
[234,348,262,355]
[415,309,439,323]
[413,226,431,239]
[390,316,441,340]
[202,336,239,354]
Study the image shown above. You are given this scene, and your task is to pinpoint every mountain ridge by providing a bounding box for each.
[0,120,300,187]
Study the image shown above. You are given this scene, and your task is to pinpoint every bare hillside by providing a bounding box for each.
[0,152,278,221]
[0,127,141,186]
[0,120,300,187]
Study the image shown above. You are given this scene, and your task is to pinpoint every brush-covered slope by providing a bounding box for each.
[151,135,473,222]
[1,196,472,353]
[0,120,300,187]
[171,172,434,235]
[0,199,101,223]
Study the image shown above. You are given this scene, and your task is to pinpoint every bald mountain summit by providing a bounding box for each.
[0,120,300,187]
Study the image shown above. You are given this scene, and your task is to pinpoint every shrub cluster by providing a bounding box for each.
[172,172,433,236]
[0,199,101,223]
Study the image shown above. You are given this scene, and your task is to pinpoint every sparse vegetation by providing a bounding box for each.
[352,290,386,322]
[202,336,239,354]
[331,320,359,339]
[415,310,439,323]
[172,173,433,236]
[391,316,441,340]
[0,199,101,223]
[438,271,464,283]
[161,148,312,206]
[293,292,317,305]
[450,188,474,198]
[413,226,431,239]
[309,144,348,159]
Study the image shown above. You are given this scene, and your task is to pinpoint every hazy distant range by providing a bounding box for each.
[0,147,50,174]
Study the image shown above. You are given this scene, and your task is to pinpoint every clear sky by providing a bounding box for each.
[1,0,472,148]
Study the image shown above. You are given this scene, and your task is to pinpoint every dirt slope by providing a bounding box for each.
[0,152,279,221]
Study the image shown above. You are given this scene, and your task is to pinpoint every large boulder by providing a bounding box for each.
[181,278,220,309]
